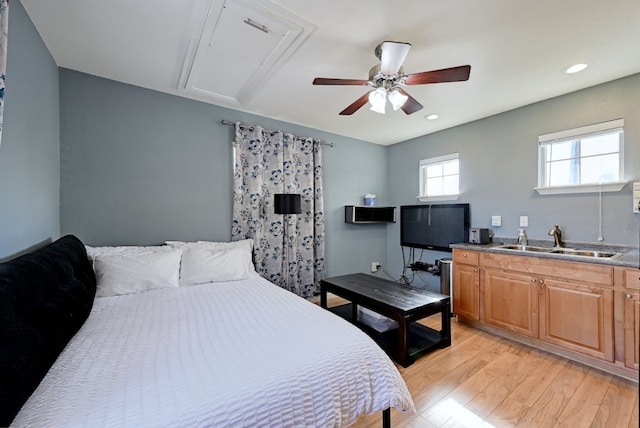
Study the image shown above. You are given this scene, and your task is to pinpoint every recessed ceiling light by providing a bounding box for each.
[425,114,439,120]
[565,63,588,74]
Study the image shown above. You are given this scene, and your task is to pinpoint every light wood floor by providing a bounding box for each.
[346,313,640,428]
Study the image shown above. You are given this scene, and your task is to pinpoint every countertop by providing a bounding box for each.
[450,239,640,268]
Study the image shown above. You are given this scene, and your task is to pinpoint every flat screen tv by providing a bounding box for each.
[400,203,470,252]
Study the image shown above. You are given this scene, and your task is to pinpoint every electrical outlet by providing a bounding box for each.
[520,216,529,227]
[491,215,502,227]
[371,262,380,272]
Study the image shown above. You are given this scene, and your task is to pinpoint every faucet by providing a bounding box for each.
[548,224,563,247]
[517,229,528,246]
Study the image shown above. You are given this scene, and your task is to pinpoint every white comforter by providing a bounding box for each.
[12,277,414,427]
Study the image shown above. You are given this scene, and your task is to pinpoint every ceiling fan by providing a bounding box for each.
[312,41,471,116]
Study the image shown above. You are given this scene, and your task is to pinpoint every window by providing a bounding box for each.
[537,119,625,195]
[418,153,459,201]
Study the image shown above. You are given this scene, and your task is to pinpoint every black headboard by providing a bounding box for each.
[0,235,96,425]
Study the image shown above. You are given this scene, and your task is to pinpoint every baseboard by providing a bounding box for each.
[458,317,639,383]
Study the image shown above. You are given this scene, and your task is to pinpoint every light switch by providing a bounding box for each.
[491,215,502,227]
[520,216,529,227]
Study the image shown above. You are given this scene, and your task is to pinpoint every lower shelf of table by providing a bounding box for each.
[328,303,449,365]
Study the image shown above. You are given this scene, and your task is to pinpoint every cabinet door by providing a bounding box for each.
[623,291,640,370]
[453,264,479,320]
[484,269,539,337]
[540,279,614,361]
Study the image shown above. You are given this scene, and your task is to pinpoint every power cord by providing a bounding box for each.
[399,246,413,285]
[376,266,396,282]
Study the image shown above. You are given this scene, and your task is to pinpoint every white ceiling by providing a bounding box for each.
[21,0,640,146]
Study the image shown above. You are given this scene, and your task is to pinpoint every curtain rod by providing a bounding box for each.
[220,119,334,147]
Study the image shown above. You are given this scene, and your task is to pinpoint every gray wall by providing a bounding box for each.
[385,73,640,280]
[0,0,59,259]
[3,4,638,278]
[59,69,388,276]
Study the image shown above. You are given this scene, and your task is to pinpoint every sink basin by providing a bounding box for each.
[549,248,618,258]
[497,245,553,252]
[496,244,618,258]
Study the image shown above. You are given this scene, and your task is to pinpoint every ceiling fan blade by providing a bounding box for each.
[397,88,423,115]
[404,65,471,85]
[339,92,372,115]
[313,78,369,86]
[379,41,411,75]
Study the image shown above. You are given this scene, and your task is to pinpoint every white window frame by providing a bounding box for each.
[535,119,626,195]
[417,153,460,202]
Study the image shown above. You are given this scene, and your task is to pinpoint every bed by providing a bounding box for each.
[1,235,414,427]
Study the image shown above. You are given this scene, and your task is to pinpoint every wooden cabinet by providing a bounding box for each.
[623,290,640,370]
[483,269,539,337]
[616,267,640,370]
[452,250,480,320]
[477,252,614,362]
[539,277,614,361]
[451,249,639,378]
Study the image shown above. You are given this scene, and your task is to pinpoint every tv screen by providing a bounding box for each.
[400,203,470,252]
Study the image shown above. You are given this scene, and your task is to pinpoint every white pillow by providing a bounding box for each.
[179,245,258,286]
[93,249,183,297]
[86,245,173,258]
[165,239,254,251]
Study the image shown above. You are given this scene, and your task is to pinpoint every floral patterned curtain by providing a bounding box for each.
[0,0,9,146]
[232,123,326,297]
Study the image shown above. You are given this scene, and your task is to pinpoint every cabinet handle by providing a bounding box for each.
[627,293,633,299]
[473,268,478,273]
[463,253,468,257]
[530,278,537,282]
[539,279,545,284]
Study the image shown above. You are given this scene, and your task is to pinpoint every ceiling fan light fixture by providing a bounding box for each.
[368,87,387,114]
[388,89,408,111]
[378,41,412,75]
[313,41,471,116]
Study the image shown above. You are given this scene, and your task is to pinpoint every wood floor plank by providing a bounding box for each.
[500,352,568,407]
[441,350,522,408]
[399,333,497,394]
[514,390,568,428]
[591,375,639,428]
[404,415,438,428]
[412,358,489,414]
[627,392,639,428]
[513,361,588,427]
[439,408,486,428]
[465,348,537,418]
[345,316,639,428]
[484,398,530,428]
[484,352,567,427]
[402,328,499,375]
[553,368,612,427]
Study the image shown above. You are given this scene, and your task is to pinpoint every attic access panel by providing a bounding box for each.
[180,0,314,106]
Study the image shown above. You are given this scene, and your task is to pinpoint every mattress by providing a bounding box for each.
[12,277,414,427]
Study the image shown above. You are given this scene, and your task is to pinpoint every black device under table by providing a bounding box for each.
[320,273,451,367]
